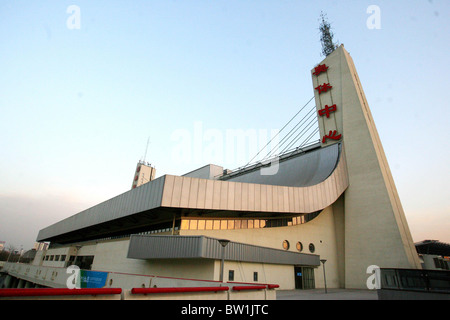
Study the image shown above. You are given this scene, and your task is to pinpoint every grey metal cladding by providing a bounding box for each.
[36,176,166,242]
[127,235,320,266]
[221,143,340,187]
[127,234,204,259]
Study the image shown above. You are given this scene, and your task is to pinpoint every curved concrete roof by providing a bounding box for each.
[220,143,340,187]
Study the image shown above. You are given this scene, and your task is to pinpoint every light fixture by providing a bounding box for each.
[320,259,327,293]
[218,239,230,282]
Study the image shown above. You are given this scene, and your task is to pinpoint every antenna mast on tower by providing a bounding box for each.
[319,12,338,57]
[141,137,150,165]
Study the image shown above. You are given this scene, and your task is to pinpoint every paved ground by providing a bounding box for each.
[276,288,378,300]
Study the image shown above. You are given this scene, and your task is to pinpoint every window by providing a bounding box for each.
[228,270,235,281]
[60,255,66,262]
[253,272,258,282]
[282,240,290,250]
[296,242,303,252]
[55,255,60,261]
[180,220,189,230]
[433,258,440,269]
[309,243,315,253]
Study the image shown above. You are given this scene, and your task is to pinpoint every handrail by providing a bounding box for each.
[267,284,280,289]
[0,288,122,297]
[131,286,229,294]
[232,285,267,291]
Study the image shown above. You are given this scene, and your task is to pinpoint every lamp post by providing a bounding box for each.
[320,259,327,293]
[218,239,230,282]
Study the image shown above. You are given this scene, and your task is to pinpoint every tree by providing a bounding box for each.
[319,12,338,57]
[0,244,18,262]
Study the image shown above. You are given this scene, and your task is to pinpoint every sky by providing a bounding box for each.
[0,0,449,250]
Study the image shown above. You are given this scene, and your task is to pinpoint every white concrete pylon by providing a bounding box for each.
[311,45,421,288]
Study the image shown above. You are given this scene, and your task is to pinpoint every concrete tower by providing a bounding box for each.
[312,45,421,288]
[131,161,156,189]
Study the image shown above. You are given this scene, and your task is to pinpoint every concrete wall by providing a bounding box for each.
[1,262,277,300]
[181,204,343,289]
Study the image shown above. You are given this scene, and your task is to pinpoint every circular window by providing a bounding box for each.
[282,240,290,250]
[296,242,303,252]
[309,243,315,253]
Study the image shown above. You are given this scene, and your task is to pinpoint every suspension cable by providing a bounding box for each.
[244,96,315,166]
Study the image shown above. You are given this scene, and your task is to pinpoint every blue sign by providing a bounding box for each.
[80,270,108,288]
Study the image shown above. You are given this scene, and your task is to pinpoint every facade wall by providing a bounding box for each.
[25,238,297,289]
[221,260,294,289]
[180,203,344,289]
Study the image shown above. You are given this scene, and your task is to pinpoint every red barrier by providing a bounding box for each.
[0,288,122,297]
[267,284,280,289]
[131,286,229,294]
[232,285,267,291]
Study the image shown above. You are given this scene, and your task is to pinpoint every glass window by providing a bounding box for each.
[220,220,227,230]
[241,220,248,229]
[198,220,206,230]
[296,242,303,252]
[433,258,440,268]
[180,220,189,230]
[61,255,66,262]
[309,243,315,253]
[229,270,235,281]
[248,220,254,229]
[283,240,290,250]
[190,220,198,230]
[228,220,235,229]
[205,220,213,230]
[213,220,220,230]
[253,272,258,282]
[234,220,241,229]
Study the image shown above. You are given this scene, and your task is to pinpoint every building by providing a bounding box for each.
[2,45,422,291]
[416,240,450,271]
[33,242,49,251]
[131,161,156,189]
